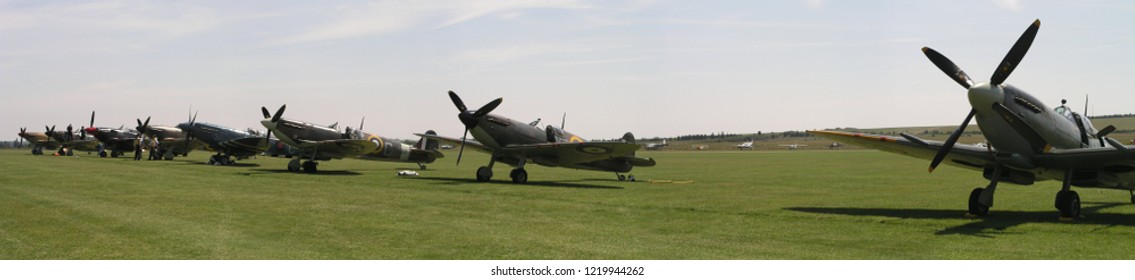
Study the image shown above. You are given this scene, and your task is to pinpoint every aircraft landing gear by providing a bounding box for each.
[1055,190,1081,220]
[418,163,427,170]
[967,167,1000,217]
[476,166,493,182]
[287,157,302,172]
[302,161,318,173]
[99,151,107,157]
[510,169,528,184]
[968,188,990,216]
[1054,170,1081,220]
[476,157,496,182]
[207,154,234,166]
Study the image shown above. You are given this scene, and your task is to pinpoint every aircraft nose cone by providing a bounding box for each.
[458,111,479,129]
[968,82,1005,110]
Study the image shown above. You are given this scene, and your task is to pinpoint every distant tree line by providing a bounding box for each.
[0,140,27,149]
[1089,113,1135,119]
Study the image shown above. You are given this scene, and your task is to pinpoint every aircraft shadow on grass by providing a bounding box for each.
[403,177,624,190]
[786,203,1134,238]
[246,168,362,176]
[181,160,262,168]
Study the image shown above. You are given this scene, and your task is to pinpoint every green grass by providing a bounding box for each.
[1,149,1133,259]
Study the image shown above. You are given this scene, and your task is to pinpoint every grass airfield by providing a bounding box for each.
[2,148,1134,259]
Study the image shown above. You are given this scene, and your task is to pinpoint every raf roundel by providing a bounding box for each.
[575,144,612,155]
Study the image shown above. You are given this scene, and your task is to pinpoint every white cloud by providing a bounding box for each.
[806,0,823,9]
[275,0,589,45]
[993,0,1023,11]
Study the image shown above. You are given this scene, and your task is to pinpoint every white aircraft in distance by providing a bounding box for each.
[828,142,843,150]
[810,19,1135,220]
[645,139,668,150]
[737,140,754,150]
[779,143,807,150]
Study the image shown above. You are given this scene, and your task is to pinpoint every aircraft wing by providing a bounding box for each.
[219,137,270,155]
[294,139,379,159]
[1031,146,1135,171]
[413,133,493,154]
[808,130,995,171]
[500,141,643,165]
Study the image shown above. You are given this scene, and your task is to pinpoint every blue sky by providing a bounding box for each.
[3,0,1134,140]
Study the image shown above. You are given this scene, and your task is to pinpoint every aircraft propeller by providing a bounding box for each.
[83,111,98,139]
[261,105,286,144]
[135,117,151,136]
[45,125,55,140]
[448,90,502,165]
[182,111,197,156]
[922,19,1041,173]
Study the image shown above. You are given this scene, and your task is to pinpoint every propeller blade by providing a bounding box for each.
[929,109,976,173]
[992,102,1048,153]
[261,107,271,119]
[358,117,365,132]
[89,111,95,128]
[271,105,286,123]
[1098,125,1116,137]
[1097,124,1117,147]
[921,47,973,89]
[456,129,468,166]
[991,19,1041,85]
[472,98,503,118]
[561,112,566,130]
[449,90,468,112]
[191,111,197,125]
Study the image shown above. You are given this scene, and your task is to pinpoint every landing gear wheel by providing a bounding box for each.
[476,166,492,182]
[287,159,301,172]
[207,156,217,165]
[967,188,989,216]
[1055,190,1081,219]
[111,151,120,158]
[302,161,318,173]
[418,163,427,170]
[510,169,528,184]
[99,151,107,157]
[617,174,626,181]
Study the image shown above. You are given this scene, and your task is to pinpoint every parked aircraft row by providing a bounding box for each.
[17,91,658,184]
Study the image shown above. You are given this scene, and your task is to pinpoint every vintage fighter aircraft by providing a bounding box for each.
[736,139,754,150]
[645,139,669,150]
[82,111,140,158]
[778,143,807,150]
[45,124,100,156]
[809,19,1135,220]
[135,116,203,160]
[259,105,443,173]
[17,127,59,155]
[176,113,271,166]
[417,91,656,184]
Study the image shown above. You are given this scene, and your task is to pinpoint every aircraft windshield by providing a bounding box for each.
[1054,105,1073,120]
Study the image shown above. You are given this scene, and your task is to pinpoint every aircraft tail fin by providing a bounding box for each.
[622,132,635,144]
[417,130,440,150]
